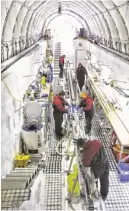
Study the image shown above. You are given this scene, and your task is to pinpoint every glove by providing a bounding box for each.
[79,107,83,112]
[64,109,68,113]
[67,103,71,107]
[65,106,69,109]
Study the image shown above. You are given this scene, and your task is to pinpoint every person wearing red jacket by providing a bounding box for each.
[59,55,65,78]
[79,92,94,134]
[77,138,109,200]
[53,90,68,139]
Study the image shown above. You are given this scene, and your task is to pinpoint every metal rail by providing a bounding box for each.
[67,62,76,103]
[1,44,39,78]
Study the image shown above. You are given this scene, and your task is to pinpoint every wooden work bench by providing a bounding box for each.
[88,71,129,159]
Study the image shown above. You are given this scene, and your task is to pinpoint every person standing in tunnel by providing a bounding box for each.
[53,90,68,139]
[79,92,94,134]
[77,138,109,201]
[76,63,88,91]
[59,55,65,78]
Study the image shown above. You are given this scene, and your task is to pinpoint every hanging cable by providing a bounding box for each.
[2,75,37,104]
[3,80,23,102]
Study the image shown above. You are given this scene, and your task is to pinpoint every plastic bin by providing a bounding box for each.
[118,161,129,182]
[15,154,30,168]
[67,164,79,196]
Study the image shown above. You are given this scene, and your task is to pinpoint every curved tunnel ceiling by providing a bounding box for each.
[45,12,87,32]
[1,0,129,43]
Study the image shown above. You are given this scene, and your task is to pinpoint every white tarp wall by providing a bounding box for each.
[73,39,87,69]
[1,44,46,178]
[85,41,129,84]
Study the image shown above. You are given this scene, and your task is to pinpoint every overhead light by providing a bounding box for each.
[58,4,62,14]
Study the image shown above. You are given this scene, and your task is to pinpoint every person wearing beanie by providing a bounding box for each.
[53,90,69,139]
[79,92,94,134]
[77,138,109,201]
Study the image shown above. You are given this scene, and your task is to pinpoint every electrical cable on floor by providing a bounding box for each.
[69,202,76,210]
[56,138,66,156]
[55,137,74,156]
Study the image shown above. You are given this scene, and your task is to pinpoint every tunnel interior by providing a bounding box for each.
[1,1,129,211]
[1,0,129,63]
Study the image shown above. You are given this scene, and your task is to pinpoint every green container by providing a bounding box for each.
[40,76,46,87]
[67,164,79,196]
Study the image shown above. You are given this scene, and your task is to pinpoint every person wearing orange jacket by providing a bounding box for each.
[78,92,94,134]
[59,55,65,78]
[53,90,68,139]
[77,138,109,201]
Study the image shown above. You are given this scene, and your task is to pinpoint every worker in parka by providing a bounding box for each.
[53,91,69,139]
[77,138,109,201]
[79,92,94,134]
[59,55,65,78]
[76,63,88,91]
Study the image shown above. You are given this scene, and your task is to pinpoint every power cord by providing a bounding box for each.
[3,80,23,102]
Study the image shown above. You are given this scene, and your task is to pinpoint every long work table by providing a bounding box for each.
[88,71,129,148]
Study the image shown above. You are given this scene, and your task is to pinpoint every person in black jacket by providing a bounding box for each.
[77,138,109,200]
[76,63,88,91]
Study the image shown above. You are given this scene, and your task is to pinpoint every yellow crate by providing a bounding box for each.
[15,154,30,168]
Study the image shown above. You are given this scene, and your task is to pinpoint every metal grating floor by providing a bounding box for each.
[43,42,63,210]
[43,138,63,210]
[91,110,129,211]
[44,174,62,210]
[1,189,30,210]
[53,42,61,77]
[106,171,129,211]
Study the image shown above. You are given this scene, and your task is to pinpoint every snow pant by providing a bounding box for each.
[85,109,94,133]
[53,111,63,139]
[59,64,64,78]
[92,161,109,198]
[78,80,84,91]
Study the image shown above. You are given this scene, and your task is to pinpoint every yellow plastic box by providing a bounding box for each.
[15,154,30,168]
